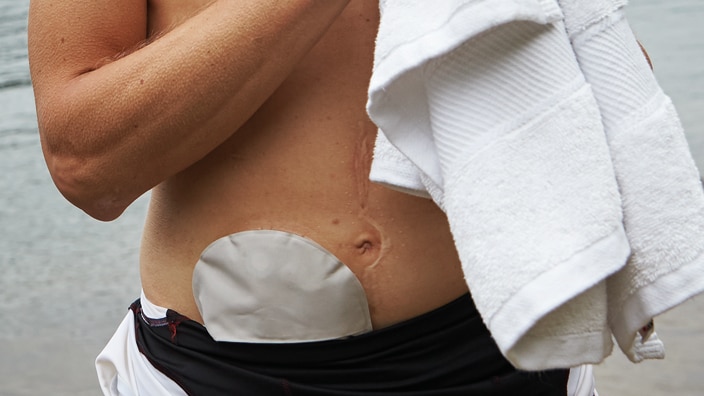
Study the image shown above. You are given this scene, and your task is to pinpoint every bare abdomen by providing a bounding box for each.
[139,0,468,329]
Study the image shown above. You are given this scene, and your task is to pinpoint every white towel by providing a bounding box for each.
[560,0,704,362]
[367,0,704,370]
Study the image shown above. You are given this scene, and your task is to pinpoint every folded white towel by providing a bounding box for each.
[367,0,704,370]
[560,1,704,361]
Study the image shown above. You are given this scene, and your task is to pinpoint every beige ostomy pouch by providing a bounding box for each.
[192,230,373,343]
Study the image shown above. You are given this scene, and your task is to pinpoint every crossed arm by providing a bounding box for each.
[28,0,349,221]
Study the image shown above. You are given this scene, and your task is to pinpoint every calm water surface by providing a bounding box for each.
[0,1,702,395]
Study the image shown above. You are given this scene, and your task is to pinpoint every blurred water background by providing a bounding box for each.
[1,0,702,395]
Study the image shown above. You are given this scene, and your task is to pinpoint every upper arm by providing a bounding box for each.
[26,0,350,220]
[28,0,148,100]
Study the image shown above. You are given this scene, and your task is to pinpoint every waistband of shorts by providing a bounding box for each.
[139,291,169,319]
[131,292,481,365]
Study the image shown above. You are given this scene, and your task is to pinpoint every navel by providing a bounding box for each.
[354,231,381,258]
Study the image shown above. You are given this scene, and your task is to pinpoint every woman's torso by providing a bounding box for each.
[139,0,469,329]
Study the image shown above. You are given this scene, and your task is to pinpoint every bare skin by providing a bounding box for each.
[29,0,468,329]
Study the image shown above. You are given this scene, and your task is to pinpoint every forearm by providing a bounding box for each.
[30,0,349,220]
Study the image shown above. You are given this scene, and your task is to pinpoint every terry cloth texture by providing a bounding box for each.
[367,0,704,370]
[129,295,570,396]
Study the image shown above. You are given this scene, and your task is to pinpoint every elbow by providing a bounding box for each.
[47,153,130,222]
[38,112,133,221]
